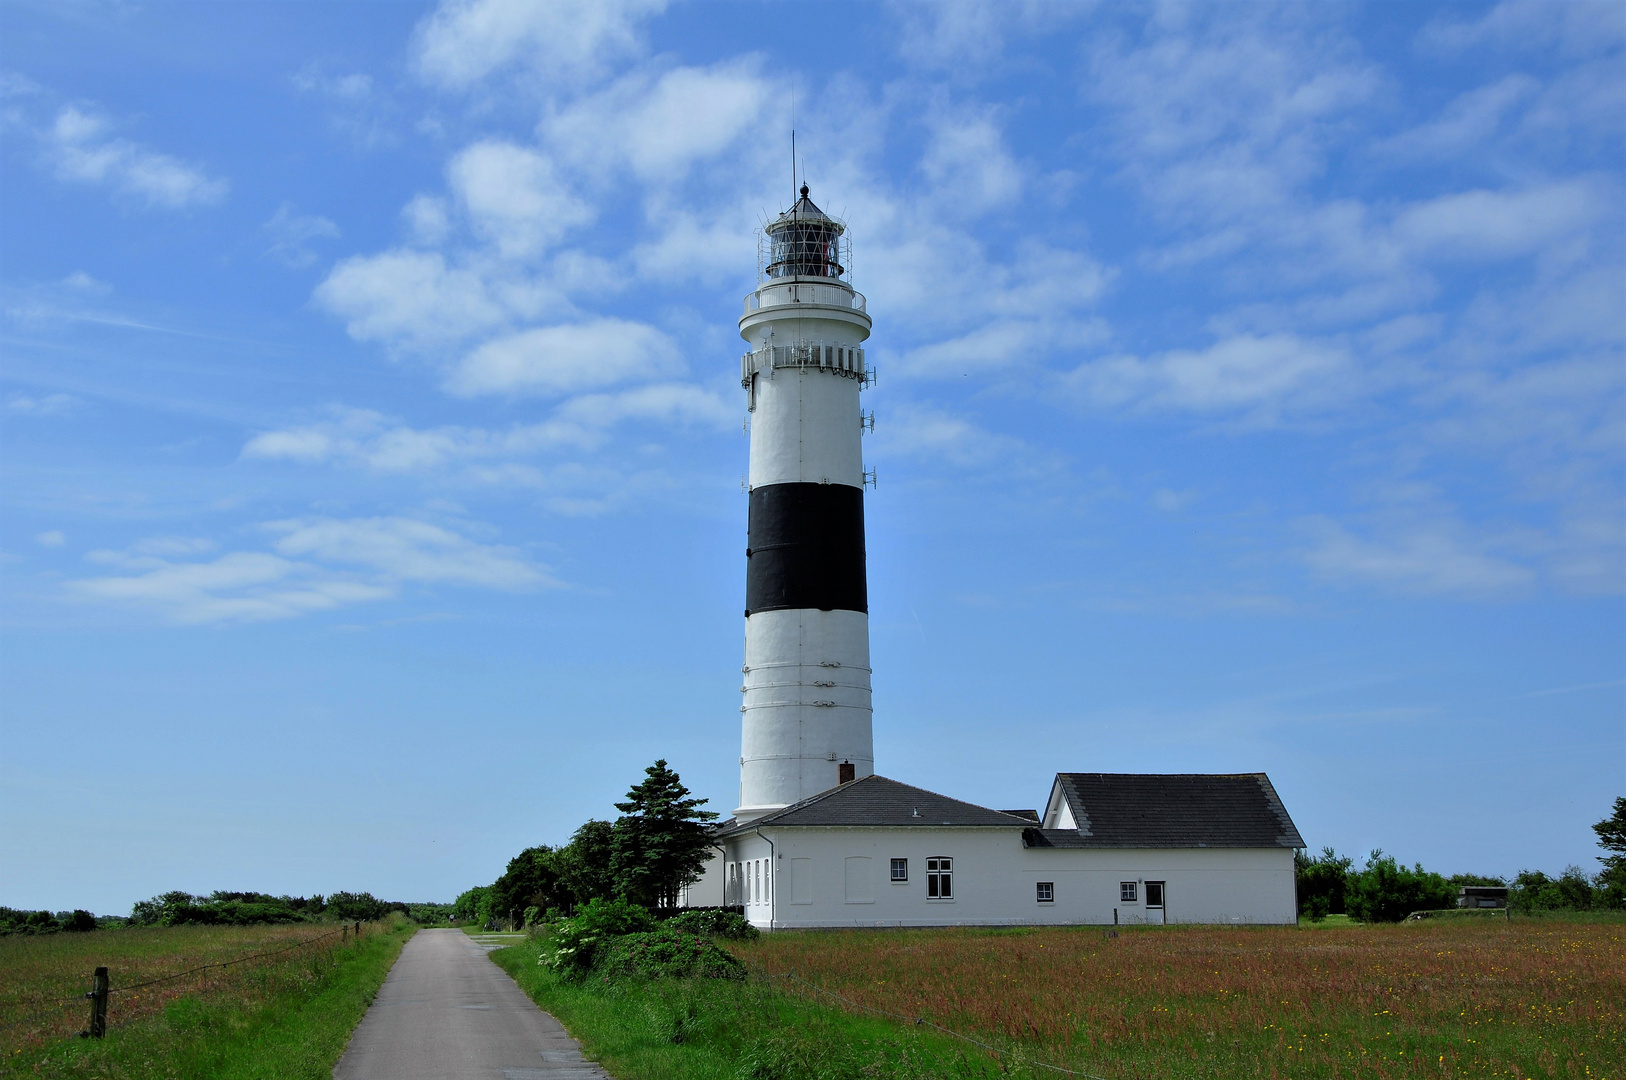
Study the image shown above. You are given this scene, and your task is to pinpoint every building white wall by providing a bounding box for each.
[724,828,1297,929]
[678,847,727,909]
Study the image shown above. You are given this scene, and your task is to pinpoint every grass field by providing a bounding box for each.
[0,917,414,1078]
[494,915,1623,1080]
[733,917,1624,1079]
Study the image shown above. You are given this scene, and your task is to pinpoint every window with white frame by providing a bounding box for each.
[926,857,953,898]
[1036,881,1053,903]
[1120,881,1137,903]
[890,858,908,882]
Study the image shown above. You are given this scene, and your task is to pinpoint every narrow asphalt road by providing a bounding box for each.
[333,928,611,1080]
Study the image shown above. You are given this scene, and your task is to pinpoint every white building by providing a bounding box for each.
[687,187,1305,929]
[703,773,1302,929]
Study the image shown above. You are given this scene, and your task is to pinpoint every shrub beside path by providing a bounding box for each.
[333,928,611,1080]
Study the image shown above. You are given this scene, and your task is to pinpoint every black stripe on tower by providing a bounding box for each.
[745,482,867,615]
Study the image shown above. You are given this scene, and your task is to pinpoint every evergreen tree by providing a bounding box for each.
[1594,796,1626,907]
[610,760,719,910]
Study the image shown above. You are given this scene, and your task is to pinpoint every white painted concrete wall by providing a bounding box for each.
[747,363,865,489]
[678,847,727,909]
[739,608,874,814]
[724,828,1297,929]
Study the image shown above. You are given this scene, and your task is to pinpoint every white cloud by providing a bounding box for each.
[241,389,731,474]
[547,381,731,430]
[70,551,391,624]
[412,0,666,90]
[1299,517,1535,598]
[1086,11,1380,227]
[267,517,549,590]
[1065,333,1355,422]
[314,249,519,348]
[1152,489,1198,513]
[402,194,451,246]
[872,402,1025,469]
[133,536,219,558]
[35,531,65,547]
[1391,179,1612,262]
[263,203,340,269]
[45,105,226,209]
[68,517,552,624]
[919,105,1022,215]
[1375,74,1540,161]
[1418,0,1626,58]
[446,318,679,397]
[545,58,772,181]
[291,64,395,148]
[5,392,79,415]
[447,141,592,259]
[893,1,1057,73]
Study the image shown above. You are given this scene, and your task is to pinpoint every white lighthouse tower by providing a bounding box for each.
[735,185,874,822]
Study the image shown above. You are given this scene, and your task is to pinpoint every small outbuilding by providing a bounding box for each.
[704,772,1304,929]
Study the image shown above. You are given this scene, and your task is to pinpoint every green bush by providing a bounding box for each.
[126,889,407,927]
[1295,847,1352,916]
[594,926,746,981]
[545,897,656,976]
[1345,851,1456,922]
[1510,867,1598,912]
[662,908,759,941]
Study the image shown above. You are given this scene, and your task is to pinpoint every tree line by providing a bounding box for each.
[1297,797,1626,921]
[455,759,718,929]
[0,891,453,935]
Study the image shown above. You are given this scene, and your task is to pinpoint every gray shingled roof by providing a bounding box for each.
[1037,773,1303,849]
[719,775,1032,835]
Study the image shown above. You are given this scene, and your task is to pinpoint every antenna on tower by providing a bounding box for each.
[790,73,797,205]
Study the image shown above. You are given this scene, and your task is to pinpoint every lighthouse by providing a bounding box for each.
[735,185,874,821]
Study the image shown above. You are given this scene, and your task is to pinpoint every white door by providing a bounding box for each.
[1146,881,1166,925]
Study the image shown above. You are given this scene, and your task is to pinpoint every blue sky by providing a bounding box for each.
[2,0,1621,915]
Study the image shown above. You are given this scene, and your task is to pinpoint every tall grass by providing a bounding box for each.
[733,918,1625,1078]
[490,935,1009,1080]
[1,917,413,1079]
[491,916,1623,1079]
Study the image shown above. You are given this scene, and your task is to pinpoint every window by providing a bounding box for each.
[1036,882,1054,903]
[890,858,908,882]
[927,857,953,898]
[1120,881,1137,903]
[1145,881,1164,908]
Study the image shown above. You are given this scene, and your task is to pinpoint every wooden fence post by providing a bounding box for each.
[354,921,361,937]
[87,967,109,1038]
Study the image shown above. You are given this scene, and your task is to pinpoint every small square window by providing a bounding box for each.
[890,858,908,882]
[1036,882,1054,903]
[1120,881,1137,903]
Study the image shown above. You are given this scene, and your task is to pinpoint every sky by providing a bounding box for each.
[1,0,1622,916]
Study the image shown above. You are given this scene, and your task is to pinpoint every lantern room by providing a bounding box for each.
[763,184,847,280]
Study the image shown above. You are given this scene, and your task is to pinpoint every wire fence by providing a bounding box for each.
[0,921,372,1051]
[745,961,1115,1080]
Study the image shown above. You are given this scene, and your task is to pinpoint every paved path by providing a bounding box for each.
[334,928,611,1080]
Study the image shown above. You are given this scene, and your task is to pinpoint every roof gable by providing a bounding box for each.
[721,775,1032,833]
[1041,773,1304,849]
